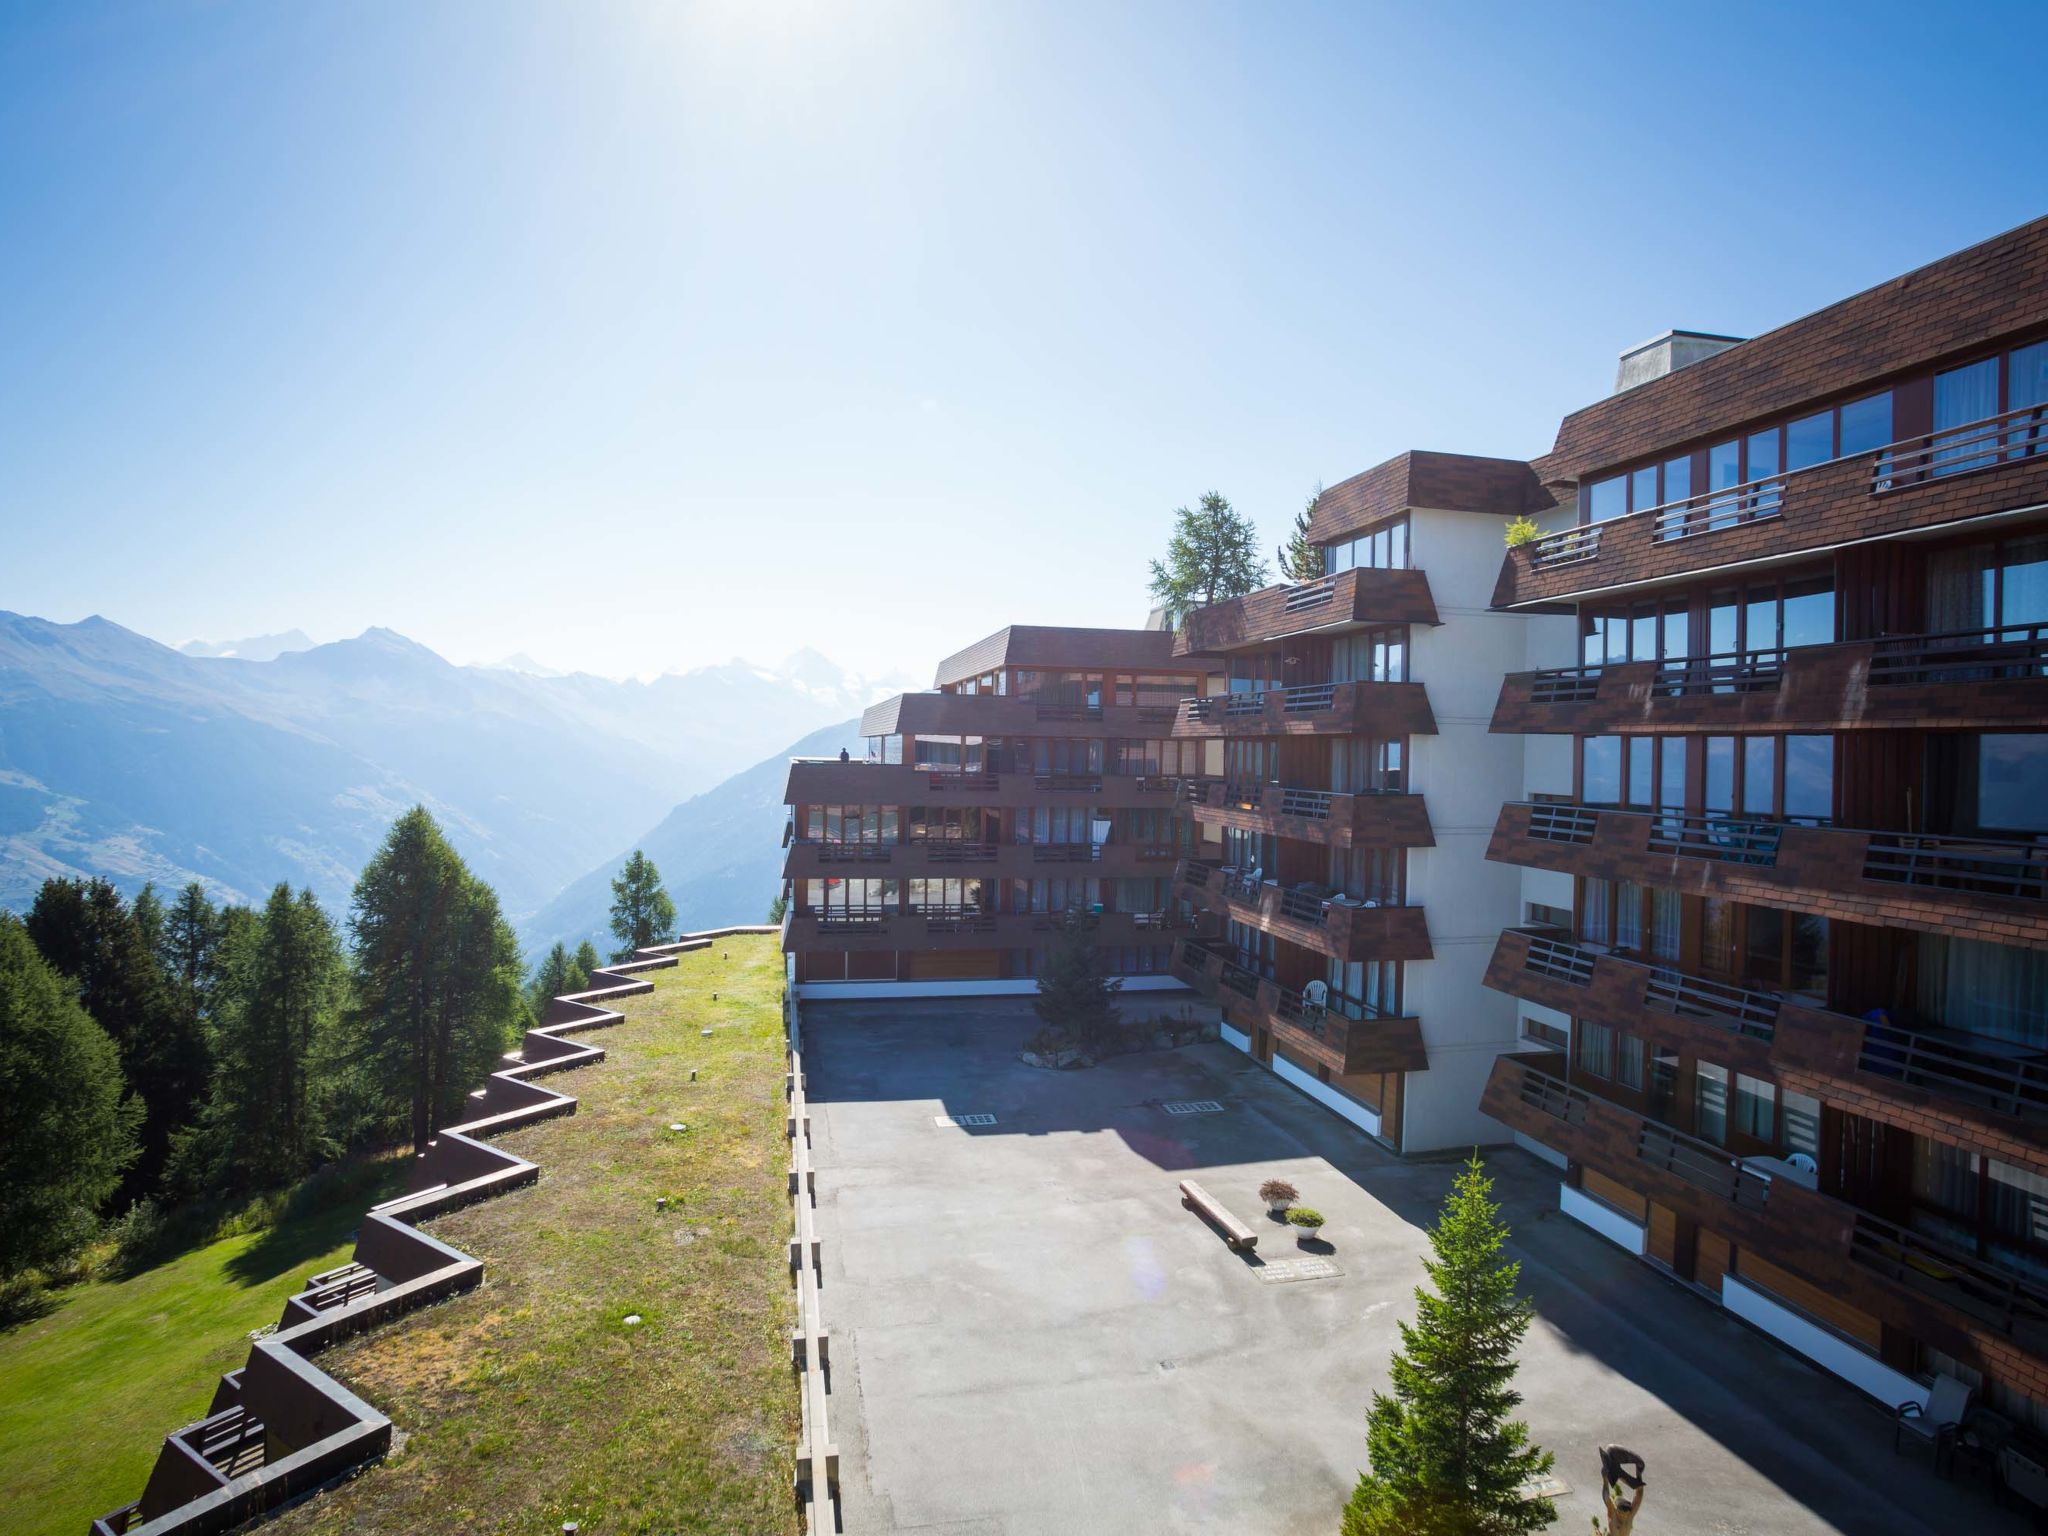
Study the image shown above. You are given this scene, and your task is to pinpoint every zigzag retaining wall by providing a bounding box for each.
[92,926,780,1536]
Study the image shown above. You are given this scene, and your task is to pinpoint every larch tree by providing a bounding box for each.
[1344,1155,1555,1536]
[528,941,576,1016]
[0,915,139,1274]
[347,808,528,1155]
[1031,911,1123,1059]
[1277,484,1325,584]
[571,940,603,992]
[608,850,676,960]
[1147,491,1270,626]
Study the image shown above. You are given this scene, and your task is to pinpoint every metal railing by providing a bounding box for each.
[1649,473,1785,542]
[922,842,996,864]
[1033,773,1103,792]
[1862,832,2048,901]
[1530,523,1604,569]
[925,911,997,934]
[1219,960,1263,999]
[1652,648,1787,697]
[1526,803,1598,844]
[1646,811,1783,865]
[1280,787,1335,819]
[1283,579,1338,613]
[806,841,895,864]
[1867,623,2048,685]
[1031,842,1100,863]
[1222,779,1266,808]
[1859,1021,2048,1121]
[1529,666,1603,703]
[1636,1122,1771,1211]
[1513,1063,1591,1125]
[1876,401,2048,488]
[1643,967,1779,1039]
[1178,860,1217,889]
[811,909,894,932]
[928,770,999,792]
[1284,682,1337,714]
[1279,888,1330,926]
[1523,936,1595,985]
[1850,1212,2048,1341]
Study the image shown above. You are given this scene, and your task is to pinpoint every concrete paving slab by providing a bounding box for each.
[804,996,2024,1535]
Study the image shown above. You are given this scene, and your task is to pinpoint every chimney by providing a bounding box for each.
[1613,330,1743,395]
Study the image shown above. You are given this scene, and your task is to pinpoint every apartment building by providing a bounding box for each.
[1166,456,1570,1153]
[782,626,1214,996]
[1478,217,2048,1425]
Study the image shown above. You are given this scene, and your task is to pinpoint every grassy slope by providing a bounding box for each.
[267,935,798,1536]
[0,1169,403,1536]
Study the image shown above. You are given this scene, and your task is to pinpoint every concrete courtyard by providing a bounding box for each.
[802,997,2026,1536]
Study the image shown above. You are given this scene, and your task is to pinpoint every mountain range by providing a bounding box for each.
[0,611,908,927]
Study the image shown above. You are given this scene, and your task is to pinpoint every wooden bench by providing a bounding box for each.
[1179,1179,1258,1251]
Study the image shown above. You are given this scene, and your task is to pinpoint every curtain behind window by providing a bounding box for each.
[1917,934,2048,1049]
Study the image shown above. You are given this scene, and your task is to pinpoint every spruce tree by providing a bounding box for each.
[1147,491,1270,626]
[0,916,140,1274]
[570,940,602,991]
[24,877,204,1201]
[1031,911,1123,1058]
[170,886,346,1195]
[608,850,677,960]
[529,941,575,1015]
[1277,484,1326,583]
[159,881,227,1032]
[346,808,527,1154]
[1344,1156,1554,1536]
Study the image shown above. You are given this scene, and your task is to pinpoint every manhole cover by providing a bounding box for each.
[1161,1100,1224,1115]
[933,1113,997,1128]
[1253,1257,1342,1283]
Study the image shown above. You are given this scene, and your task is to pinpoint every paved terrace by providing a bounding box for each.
[805,998,2023,1536]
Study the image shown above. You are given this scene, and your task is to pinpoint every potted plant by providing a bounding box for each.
[1287,1207,1327,1246]
[1259,1178,1299,1218]
[1502,514,1541,549]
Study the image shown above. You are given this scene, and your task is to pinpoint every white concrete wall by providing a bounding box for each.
[1272,1051,1384,1139]
[1559,1182,1648,1255]
[1397,507,1574,1152]
[1722,1278,1929,1411]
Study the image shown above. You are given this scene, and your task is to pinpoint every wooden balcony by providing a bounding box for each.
[784,759,1184,811]
[784,839,1181,882]
[1172,566,1439,656]
[1481,1055,2048,1371]
[1183,780,1435,851]
[1173,860,1433,963]
[1494,406,2048,609]
[783,907,1190,954]
[1491,624,2048,735]
[1486,801,2048,949]
[1170,679,1437,740]
[1169,940,1427,1074]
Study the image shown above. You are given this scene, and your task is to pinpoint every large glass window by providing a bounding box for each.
[1694,1062,1729,1145]
[1734,1073,1776,1140]
[1783,735,1833,822]
[1323,516,1412,573]
[1786,411,1833,471]
[1581,736,1622,805]
[1935,357,2002,474]
[1575,1020,1613,1079]
[1917,934,2048,1049]
[1978,734,2048,834]
[1838,392,1893,457]
[1587,476,1627,524]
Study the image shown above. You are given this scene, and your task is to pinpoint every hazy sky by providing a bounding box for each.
[4,2,2043,681]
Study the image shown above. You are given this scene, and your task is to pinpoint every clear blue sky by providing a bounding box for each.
[4,1,2043,681]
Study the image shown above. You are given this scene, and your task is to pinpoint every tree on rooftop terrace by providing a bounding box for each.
[1147,490,1269,626]
[1344,1155,1555,1536]
[608,850,677,960]
[0,915,140,1276]
[346,807,529,1156]
[1031,910,1123,1059]
[1277,484,1325,585]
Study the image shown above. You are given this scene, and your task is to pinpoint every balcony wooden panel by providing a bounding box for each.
[784,760,1184,811]
[1173,567,1440,657]
[783,908,1189,954]
[861,692,1181,739]
[784,840,1182,882]
[1170,940,1426,1074]
[1494,425,2048,610]
[1173,862,1433,964]
[1491,628,2048,735]
[1485,802,2048,950]
[1170,680,1437,740]
[1481,1056,2048,1382]
[1184,781,1435,851]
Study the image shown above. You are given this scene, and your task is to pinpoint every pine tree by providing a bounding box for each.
[1344,1156,1554,1536]
[1031,911,1123,1058]
[0,916,140,1274]
[1147,491,1270,626]
[1277,484,1326,583]
[608,850,677,960]
[24,877,205,1201]
[346,808,528,1154]
[170,886,347,1195]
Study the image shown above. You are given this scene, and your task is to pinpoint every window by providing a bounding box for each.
[1581,736,1622,805]
[1694,1062,1729,1145]
[1615,879,1643,951]
[1838,392,1893,457]
[1575,1019,1613,1078]
[1616,1033,1645,1092]
[1980,734,2048,833]
[1586,477,1627,524]
[1782,1089,1820,1158]
[1322,516,1412,573]
[1527,901,1572,931]
[1522,1017,1568,1051]
[1917,934,2048,1050]
[1935,357,2002,474]
[1742,737,1775,816]
[1786,411,1832,470]
[1734,1074,1776,1140]
[1579,877,1611,946]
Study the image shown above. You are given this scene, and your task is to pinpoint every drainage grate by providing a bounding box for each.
[1160,1100,1224,1115]
[932,1113,997,1128]
[1253,1257,1342,1283]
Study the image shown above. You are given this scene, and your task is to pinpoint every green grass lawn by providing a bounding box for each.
[0,1163,404,1536]
[265,934,799,1536]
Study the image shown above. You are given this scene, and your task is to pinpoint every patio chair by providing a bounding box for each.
[1302,979,1329,1020]
[1894,1373,1972,1475]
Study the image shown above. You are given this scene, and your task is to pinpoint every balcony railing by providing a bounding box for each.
[1034,773,1103,792]
[1280,787,1334,819]
[1514,1063,1591,1125]
[1652,649,1787,697]
[1527,803,1598,844]
[1636,1120,1772,1211]
[1644,967,1779,1039]
[1283,578,1339,614]
[1645,811,1784,866]
[1219,959,1263,999]
[1864,832,2048,901]
[1868,623,2048,685]
[1523,403,2048,573]
[803,840,895,865]
[1279,887,1330,926]
[1858,1021,2048,1123]
[1850,1212,2048,1343]
[928,770,999,792]
[1523,936,1595,986]
[920,840,997,864]
[1031,842,1100,864]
